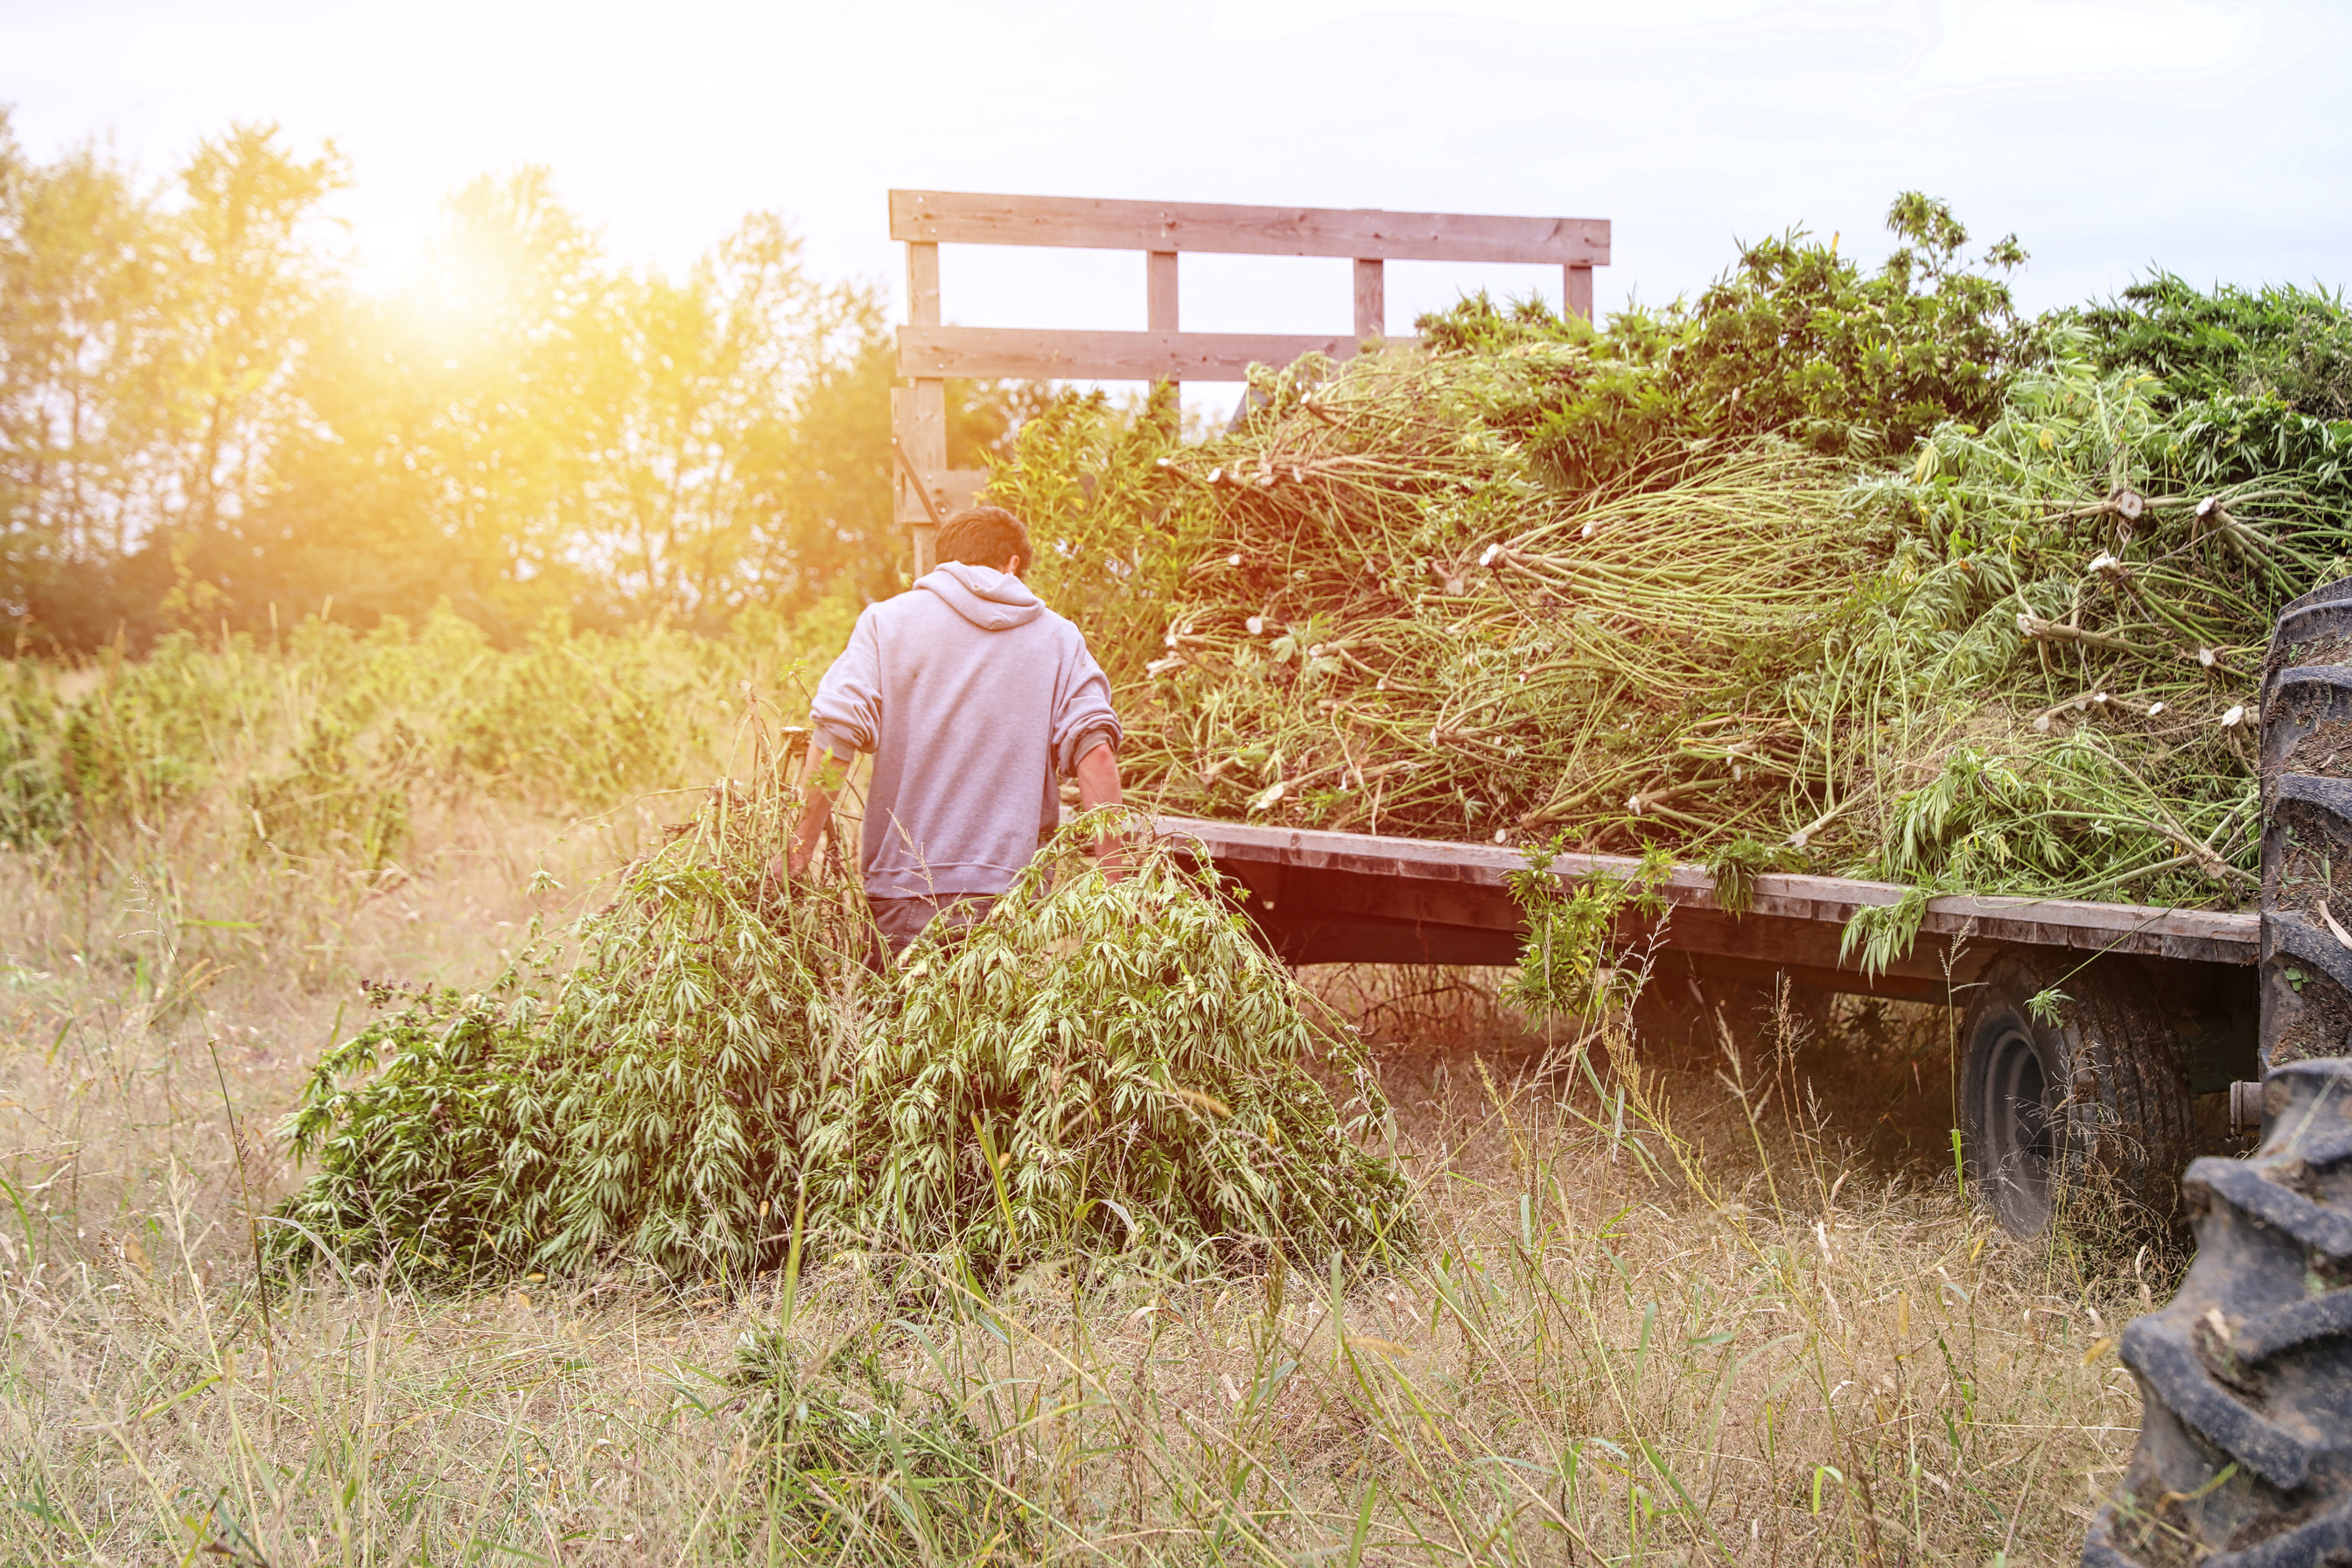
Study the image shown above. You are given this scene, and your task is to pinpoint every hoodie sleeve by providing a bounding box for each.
[808,606,884,760]
[1050,630,1124,777]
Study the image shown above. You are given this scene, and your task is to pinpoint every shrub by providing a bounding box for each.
[804,817,1410,1278]
[1418,192,2035,484]
[273,796,1413,1285]
[274,780,874,1280]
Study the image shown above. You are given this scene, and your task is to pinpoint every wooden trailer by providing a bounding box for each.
[1159,812,2262,1240]
[888,188,2260,1243]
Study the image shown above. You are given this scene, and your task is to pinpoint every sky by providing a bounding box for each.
[5,0,2348,410]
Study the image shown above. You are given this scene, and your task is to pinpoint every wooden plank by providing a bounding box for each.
[898,241,948,570]
[891,444,980,557]
[898,388,947,571]
[889,388,914,527]
[895,386,947,495]
[890,430,975,566]
[906,241,941,326]
[891,189,1610,266]
[1147,251,1179,331]
[1354,258,1384,340]
[1152,815,2260,966]
[900,326,1396,382]
[942,469,986,513]
[1564,263,1593,322]
[1261,911,1525,969]
[1690,952,1953,1007]
[1147,250,1180,399]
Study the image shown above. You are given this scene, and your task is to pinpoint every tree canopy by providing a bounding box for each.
[0,112,1023,649]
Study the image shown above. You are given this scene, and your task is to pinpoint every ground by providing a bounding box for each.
[0,800,2174,1565]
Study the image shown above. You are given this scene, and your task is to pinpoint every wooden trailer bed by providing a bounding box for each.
[1157,814,2261,1095]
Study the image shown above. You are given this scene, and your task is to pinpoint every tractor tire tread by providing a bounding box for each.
[2083,1060,2352,1565]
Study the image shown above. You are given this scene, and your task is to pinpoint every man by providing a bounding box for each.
[780,505,1125,955]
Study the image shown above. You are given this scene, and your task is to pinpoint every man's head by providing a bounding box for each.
[934,506,1031,576]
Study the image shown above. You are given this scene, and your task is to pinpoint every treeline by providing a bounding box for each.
[0,113,1018,651]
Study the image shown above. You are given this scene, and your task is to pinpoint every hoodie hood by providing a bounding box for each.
[917,561,1045,631]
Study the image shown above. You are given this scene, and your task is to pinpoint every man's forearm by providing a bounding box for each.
[788,784,836,865]
[1075,741,1122,811]
[784,746,851,877]
[1074,742,1131,873]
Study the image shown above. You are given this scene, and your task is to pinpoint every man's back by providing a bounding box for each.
[809,560,1120,900]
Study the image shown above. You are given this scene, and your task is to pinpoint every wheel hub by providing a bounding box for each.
[1978,1020,2052,1234]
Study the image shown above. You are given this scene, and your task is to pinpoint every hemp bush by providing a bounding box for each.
[806,816,1410,1278]
[1418,191,2034,480]
[274,779,876,1281]
[275,794,1413,1285]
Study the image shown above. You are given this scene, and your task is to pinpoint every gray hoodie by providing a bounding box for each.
[808,562,1123,899]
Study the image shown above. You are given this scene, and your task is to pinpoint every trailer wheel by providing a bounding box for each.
[2085,577,2352,1565]
[1960,953,2192,1241]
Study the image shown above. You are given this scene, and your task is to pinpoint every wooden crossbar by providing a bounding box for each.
[898,326,1414,382]
[890,190,1610,265]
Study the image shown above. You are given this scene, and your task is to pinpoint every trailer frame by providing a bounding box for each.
[1155,813,2260,1097]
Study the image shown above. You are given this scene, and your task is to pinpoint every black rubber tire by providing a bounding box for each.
[2082,1060,2352,1566]
[2084,576,2352,1565]
[1960,952,2194,1241]
[2259,577,2352,1073]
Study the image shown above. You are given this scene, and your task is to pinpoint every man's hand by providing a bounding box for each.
[1074,741,1131,877]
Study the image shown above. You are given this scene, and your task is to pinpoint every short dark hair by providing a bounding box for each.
[934,506,1031,570]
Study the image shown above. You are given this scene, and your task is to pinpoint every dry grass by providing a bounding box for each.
[0,808,2163,1565]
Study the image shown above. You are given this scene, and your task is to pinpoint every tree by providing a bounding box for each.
[0,115,346,646]
[0,120,1027,648]
[0,115,174,636]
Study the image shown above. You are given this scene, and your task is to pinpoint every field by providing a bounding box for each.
[0,656,2171,1566]
[13,199,2336,1563]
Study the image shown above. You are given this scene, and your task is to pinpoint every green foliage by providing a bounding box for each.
[275,801,1413,1285]
[275,780,875,1280]
[979,386,1193,688]
[1704,835,1803,919]
[1866,739,2251,908]
[433,609,742,807]
[1501,838,1670,1024]
[0,604,816,888]
[56,634,259,821]
[2069,274,2352,505]
[1839,883,1934,983]
[2076,274,2352,416]
[1048,350,1872,852]
[0,114,348,647]
[240,717,416,870]
[1823,343,2285,902]
[964,264,2326,986]
[1418,192,2034,482]
[0,662,70,850]
[0,108,1043,649]
[1135,333,2297,916]
[806,814,1408,1278]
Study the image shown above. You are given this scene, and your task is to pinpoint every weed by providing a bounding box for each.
[275,794,1413,1288]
